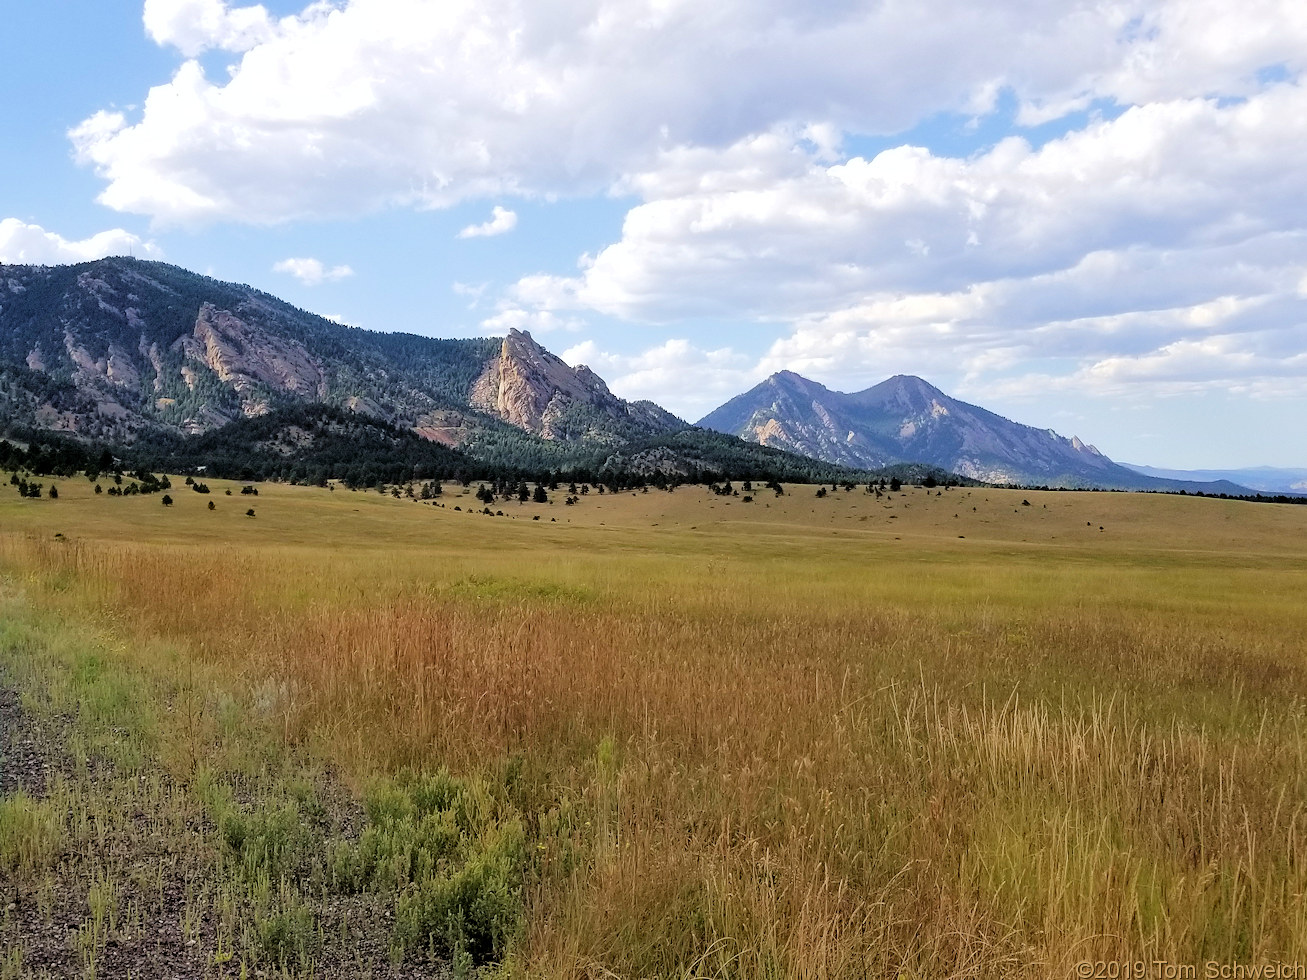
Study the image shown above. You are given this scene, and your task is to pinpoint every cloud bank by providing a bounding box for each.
[80,0,1307,225]
[515,83,1307,409]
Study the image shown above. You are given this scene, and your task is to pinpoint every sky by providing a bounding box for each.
[1,0,1305,469]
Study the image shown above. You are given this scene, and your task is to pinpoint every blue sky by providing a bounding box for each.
[2,0,1306,469]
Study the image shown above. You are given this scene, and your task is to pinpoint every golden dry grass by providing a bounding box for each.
[2,476,1306,978]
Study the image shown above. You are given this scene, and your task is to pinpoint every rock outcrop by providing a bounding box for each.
[470,329,682,441]
[471,329,607,436]
[183,303,327,406]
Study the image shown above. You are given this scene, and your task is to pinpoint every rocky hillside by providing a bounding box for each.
[0,257,683,451]
[699,371,1251,492]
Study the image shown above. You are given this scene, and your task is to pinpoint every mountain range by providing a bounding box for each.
[1120,463,1307,495]
[0,257,1281,494]
[0,258,886,485]
[695,371,1256,493]
[0,257,678,449]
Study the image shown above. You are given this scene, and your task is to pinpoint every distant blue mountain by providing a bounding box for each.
[698,371,1257,493]
[1121,464,1307,495]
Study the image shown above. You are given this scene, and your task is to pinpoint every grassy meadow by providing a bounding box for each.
[1,474,1306,978]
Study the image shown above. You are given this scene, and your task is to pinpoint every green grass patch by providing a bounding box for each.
[0,793,62,873]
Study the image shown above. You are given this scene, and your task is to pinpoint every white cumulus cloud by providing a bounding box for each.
[143,0,276,56]
[560,338,754,420]
[458,206,518,239]
[479,308,582,334]
[272,257,354,285]
[0,218,162,265]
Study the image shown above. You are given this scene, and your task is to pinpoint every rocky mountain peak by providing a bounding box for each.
[886,374,944,394]
[853,374,947,410]
[473,329,609,434]
[768,370,828,394]
[467,328,680,442]
[1070,436,1103,456]
[697,368,1179,488]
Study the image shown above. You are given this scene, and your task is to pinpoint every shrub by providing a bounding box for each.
[330,771,470,893]
[253,899,315,963]
[200,776,311,881]
[393,819,525,963]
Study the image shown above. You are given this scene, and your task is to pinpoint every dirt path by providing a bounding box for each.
[0,673,69,797]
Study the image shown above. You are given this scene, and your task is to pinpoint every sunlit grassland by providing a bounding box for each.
[2,475,1306,977]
